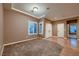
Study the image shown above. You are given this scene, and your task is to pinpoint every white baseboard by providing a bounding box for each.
[4,37,38,46]
[2,36,67,56]
[0,45,4,56]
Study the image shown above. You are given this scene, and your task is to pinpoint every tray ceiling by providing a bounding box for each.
[4,3,79,21]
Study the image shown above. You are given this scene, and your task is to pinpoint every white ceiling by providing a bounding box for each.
[12,3,79,21]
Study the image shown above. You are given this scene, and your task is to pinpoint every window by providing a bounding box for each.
[34,23,37,33]
[69,24,77,34]
[28,20,38,35]
[39,22,44,34]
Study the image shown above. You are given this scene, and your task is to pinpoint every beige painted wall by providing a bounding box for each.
[44,19,53,37]
[4,9,39,44]
[77,18,79,39]
[52,20,67,38]
[3,5,79,45]
[38,18,53,38]
[52,17,79,39]
[0,4,3,55]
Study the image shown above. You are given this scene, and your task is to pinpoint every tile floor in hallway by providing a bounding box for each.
[2,37,79,56]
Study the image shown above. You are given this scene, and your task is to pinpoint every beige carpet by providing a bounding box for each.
[3,39,63,56]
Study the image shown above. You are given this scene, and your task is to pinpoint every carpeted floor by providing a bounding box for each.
[3,39,63,56]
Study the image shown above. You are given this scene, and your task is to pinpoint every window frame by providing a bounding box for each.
[39,21,44,34]
[28,20,38,35]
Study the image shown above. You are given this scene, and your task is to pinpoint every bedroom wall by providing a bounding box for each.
[52,17,79,38]
[38,19,44,37]
[38,18,53,38]
[44,19,53,38]
[4,8,39,44]
[0,4,4,55]
[77,18,79,39]
[52,20,67,38]
[52,20,69,47]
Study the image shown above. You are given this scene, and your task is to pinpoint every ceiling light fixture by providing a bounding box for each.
[32,7,38,12]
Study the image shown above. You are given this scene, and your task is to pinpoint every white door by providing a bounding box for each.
[57,23,64,37]
[45,23,52,38]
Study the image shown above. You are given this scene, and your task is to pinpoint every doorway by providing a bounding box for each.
[57,23,65,46]
[57,23,64,37]
[45,23,52,38]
